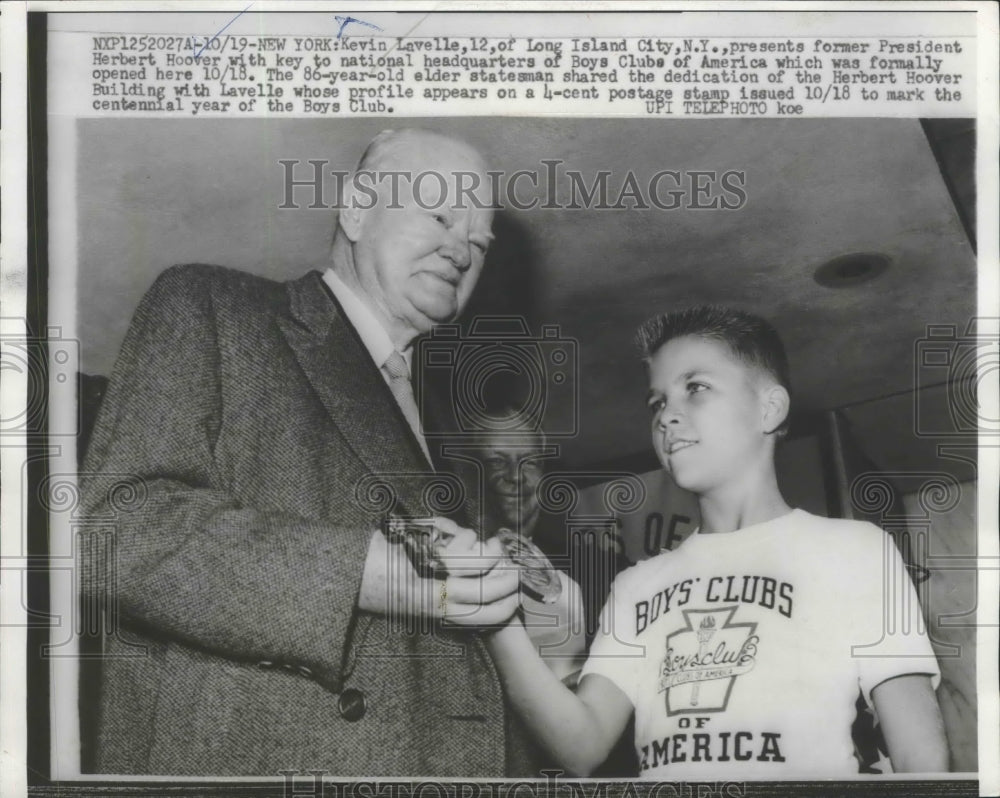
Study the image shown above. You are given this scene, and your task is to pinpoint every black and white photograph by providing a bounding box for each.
[1,5,997,797]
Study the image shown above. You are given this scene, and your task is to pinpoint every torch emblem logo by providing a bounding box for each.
[659,607,759,716]
[690,615,717,706]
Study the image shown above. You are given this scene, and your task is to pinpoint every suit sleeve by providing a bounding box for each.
[80,266,372,690]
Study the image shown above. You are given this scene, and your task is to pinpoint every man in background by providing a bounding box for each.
[473,415,625,642]
[471,420,586,684]
[470,410,637,776]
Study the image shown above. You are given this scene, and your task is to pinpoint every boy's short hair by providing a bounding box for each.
[634,305,792,436]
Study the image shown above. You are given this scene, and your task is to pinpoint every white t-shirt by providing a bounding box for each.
[581,509,940,779]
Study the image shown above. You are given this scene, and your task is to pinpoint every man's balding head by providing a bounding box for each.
[356,128,490,177]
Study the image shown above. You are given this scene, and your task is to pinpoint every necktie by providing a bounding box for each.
[382,351,432,464]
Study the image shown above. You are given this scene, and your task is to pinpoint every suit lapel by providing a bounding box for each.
[277,271,432,515]
[422,397,483,531]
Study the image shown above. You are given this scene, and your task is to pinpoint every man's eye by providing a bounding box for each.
[471,240,488,255]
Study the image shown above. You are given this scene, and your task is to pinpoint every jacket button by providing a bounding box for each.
[338,688,367,721]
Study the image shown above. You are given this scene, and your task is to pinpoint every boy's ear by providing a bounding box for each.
[338,179,365,242]
[760,383,790,435]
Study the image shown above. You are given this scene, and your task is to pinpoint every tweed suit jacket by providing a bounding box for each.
[80,264,516,777]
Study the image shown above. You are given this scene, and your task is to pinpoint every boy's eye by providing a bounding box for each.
[431,213,449,226]
[647,397,666,414]
[687,382,707,394]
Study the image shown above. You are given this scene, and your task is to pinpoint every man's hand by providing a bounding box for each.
[358,518,521,628]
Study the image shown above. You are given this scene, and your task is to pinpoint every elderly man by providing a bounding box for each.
[80,129,527,777]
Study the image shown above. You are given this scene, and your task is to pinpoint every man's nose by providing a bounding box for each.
[439,229,472,272]
[497,462,521,485]
[655,402,682,430]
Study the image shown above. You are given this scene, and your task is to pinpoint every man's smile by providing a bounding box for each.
[666,439,698,455]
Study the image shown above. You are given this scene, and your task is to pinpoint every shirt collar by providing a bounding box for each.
[323,268,410,373]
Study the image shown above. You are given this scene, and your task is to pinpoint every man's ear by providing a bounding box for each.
[761,383,790,435]
[338,179,365,242]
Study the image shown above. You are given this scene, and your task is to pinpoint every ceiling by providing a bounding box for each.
[74,117,977,480]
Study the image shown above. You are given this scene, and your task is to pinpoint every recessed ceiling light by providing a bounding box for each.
[813,252,891,288]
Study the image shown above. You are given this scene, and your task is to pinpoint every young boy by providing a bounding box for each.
[486,306,948,778]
